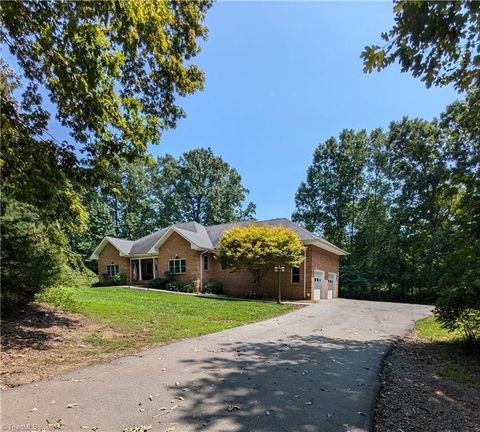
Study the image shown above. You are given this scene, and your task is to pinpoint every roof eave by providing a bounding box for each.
[303,240,349,256]
[147,226,214,254]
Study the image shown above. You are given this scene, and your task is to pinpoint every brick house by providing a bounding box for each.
[89,218,347,301]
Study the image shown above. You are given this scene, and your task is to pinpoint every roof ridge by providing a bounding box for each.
[206,217,289,229]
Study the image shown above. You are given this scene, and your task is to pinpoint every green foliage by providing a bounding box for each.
[436,286,480,348]
[216,225,304,287]
[0,198,66,313]
[1,1,212,170]
[97,273,127,287]
[0,62,88,233]
[152,148,256,226]
[70,190,116,270]
[203,280,224,295]
[71,149,256,257]
[362,1,480,91]
[36,287,81,313]
[147,278,169,290]
[166,281,195,293]
[293,90,478,307]
[57,263,98,288]
[293,129,369,249]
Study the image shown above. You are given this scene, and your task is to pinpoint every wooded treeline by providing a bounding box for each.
[293,89,479,305]
[71,148,256,271]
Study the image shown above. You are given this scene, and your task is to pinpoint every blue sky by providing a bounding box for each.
[156,2,458,220]
[7,2,459,221]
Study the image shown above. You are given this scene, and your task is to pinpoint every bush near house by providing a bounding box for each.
[166,281,195,293]
[93,273,126,287]
[203,280,224,295]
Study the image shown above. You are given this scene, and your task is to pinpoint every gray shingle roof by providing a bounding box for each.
[93,218,347,258]
[129,229,167,255]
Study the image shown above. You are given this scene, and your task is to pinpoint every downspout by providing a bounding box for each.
[199,250,208,295]
[303,247,307,299]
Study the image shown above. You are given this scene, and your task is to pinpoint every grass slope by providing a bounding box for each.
[414,316,479,389]
[46,287,299,354]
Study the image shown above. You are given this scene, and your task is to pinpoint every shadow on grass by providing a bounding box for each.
[165,333,391,432]
[420,338,480,389]
[1,303,82,351]
[374,334,480,432]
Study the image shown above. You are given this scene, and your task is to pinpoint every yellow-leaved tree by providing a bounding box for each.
[216,225,304,290]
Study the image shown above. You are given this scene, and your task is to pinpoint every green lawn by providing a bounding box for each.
[42,287,298,355]
[414,316,479,389]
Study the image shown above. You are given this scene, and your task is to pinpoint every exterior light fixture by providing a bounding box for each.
[274,265,285,304]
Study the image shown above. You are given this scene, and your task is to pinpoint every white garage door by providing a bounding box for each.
[327,273,337,299]
[314,270,324,300]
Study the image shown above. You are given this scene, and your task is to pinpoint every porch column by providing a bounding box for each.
[139,258,142,281]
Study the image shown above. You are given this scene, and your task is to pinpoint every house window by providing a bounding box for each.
[291,267,300,283]
[106,263,119,277]
[220,261,227,271]
[253,269,260,284]
[169,257,186,274]
[203,255,209,271]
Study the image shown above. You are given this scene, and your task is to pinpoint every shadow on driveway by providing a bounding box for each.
[167,333,390,432]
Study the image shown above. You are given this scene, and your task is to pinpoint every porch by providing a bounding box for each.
[130,257,158,284]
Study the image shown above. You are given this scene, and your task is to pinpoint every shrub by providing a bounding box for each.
[435,285,480,349]
[166,281,195,293]
[203,280,223,295]
[148,278,169,290]
[93,273,127,287]
[57,263,98,288]
[36,287,81,312]
[1,198,66,314]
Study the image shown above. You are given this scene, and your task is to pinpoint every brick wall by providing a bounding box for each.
[202,253,309,301]
[203,253,256,297]
[306,245,340,299]
[97,243,130,283]
[157,231,201,288]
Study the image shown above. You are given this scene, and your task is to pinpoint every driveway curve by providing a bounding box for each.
[1,299,431,432]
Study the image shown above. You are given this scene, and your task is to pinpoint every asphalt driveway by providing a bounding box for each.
[1,299,431,432]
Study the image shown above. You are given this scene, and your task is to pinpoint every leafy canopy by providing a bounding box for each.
[0,0,212,168]
[152,148,256,226]
[216,225,304,282]
[362,1,480,91]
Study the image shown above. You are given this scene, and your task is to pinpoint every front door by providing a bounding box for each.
[141,259,154,281]
[313,270,324,300]
[328,273,337,299]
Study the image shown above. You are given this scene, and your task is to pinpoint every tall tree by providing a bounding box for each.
[362,0,480,92]
[152,148,256,226]
[387,117,455,299]
[69,190,116,271]
[292,129,369,251]
[435,89,480,342]
[346,129,396,297]
[119,161,157,239]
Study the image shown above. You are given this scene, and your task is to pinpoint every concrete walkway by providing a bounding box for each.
[1,299,432,432]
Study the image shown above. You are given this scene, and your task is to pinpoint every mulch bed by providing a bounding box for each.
[374,332,480,432]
